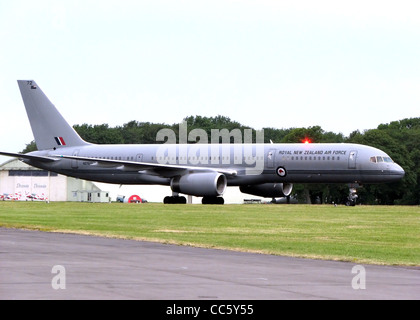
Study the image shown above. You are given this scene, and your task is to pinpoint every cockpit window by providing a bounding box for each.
[370,156,394,163]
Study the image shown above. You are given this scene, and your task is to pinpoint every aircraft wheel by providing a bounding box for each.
[345,200,356,207]
[202,196,224,205]
[164,196,187,204]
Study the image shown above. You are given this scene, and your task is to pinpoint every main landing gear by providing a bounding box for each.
[163,193,224,204]
[163,195,187,204]
[201,196,224,205]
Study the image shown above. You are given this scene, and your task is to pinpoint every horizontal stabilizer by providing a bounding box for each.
[0,151,57,162]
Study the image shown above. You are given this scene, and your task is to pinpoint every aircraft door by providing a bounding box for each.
[71,150,79,169]
[348,151,357,169]
[267,149,276,168]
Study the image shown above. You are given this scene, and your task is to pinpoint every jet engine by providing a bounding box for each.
[240,183,293,198]
[171,172,227,197]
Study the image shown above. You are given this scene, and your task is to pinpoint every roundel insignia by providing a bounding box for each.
[276,166,287,177]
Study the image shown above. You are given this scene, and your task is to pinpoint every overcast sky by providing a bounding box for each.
[1,0,419,165]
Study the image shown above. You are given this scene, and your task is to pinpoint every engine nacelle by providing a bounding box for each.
[240,183,293,198]
[171,172,227,197]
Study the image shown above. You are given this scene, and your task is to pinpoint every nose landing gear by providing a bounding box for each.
[346,185,359,206]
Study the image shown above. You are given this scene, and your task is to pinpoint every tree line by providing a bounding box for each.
[22,116,420,205]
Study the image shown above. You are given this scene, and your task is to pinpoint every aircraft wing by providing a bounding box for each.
[0,151,57,162]
[56,155,238,177]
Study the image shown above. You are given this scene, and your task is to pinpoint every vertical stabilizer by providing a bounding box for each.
[17,80,89,150]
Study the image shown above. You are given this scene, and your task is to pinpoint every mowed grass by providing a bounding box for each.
[0,202,419,266]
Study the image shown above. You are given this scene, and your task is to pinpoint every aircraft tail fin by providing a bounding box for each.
[17,80,89,151]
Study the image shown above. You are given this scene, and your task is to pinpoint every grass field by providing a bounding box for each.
[0,202,419,266]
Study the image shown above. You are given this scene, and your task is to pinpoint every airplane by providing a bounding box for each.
[0,80,405,204]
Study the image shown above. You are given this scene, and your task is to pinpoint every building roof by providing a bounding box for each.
[0,158,105,193]
[0,158,39,171]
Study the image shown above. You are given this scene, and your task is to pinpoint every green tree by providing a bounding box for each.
[347,122,418,204]
[281,126,329,143]
[73,124,124,144]
[21,140,37,153]
[262,127,292,143]
[374,118,420,204]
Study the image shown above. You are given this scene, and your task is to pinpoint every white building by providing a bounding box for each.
[0,158,110,202]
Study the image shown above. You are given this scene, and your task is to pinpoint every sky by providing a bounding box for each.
[1,0,419,167]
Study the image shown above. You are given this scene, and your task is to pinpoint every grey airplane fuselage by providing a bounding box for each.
[0,80,406,203]
[24,142,405,186]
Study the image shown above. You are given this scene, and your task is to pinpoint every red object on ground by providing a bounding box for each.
[128,195,142,203]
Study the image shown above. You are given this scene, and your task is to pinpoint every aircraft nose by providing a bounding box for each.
[398,165,405,177]
[392,164,405,180]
